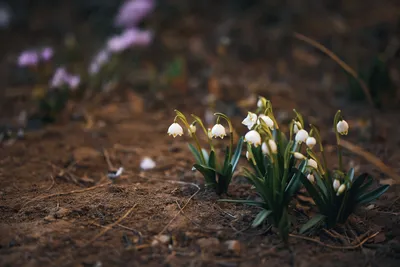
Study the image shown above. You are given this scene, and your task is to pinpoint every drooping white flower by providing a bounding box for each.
[167,123,183,137]
[306,137,317,149]
[337,184,346,195]
[307,158,318,169]
[258,114,274,129]
[188,124,196,135]
[293,121,301,134]
[211,124,227,139]
[257,98,263,108]
[242,112,258,130]
[294,152,306,160]
[244,130,262,147]
[140,157,156,170]
[295,129,309,143]
[262,140,278,155]
[333,179,340,191]
[307,173,315,183]
[336,120,349,135]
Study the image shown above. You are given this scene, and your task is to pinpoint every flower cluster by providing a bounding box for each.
[49,67,81,90]
[17,47,54,67]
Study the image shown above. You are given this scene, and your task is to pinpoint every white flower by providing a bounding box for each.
[244,130,262,147]
[167,123,184,137]
[188,124,196,135]
[257,98,263,108]
[306,137,317,149]
[140,157,156,170]
[336,120,349,135]
[258,114,274,129]
[211,124,227,139]
[246,151,250,160]
[242,112,258,130]
[293,121,301,134]
[295,129,309,143]
[294,152,306,160]
[262,140,277,155]
[337,184,346,195]
[333,179,340,191]
[307,173,315,183]
[307,158,318,169]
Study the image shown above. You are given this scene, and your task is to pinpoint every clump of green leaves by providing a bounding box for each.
[298,111,389,233]
[168,110,243,195]
[220,98,313,242]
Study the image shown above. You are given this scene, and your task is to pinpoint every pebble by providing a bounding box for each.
[225,240,241,255]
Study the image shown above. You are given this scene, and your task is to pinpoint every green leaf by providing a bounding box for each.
[218,199,266,208]
[193,164,216,186]
[347,168,355,183]
[357,185,389,204]
[299,172,327,212]
[230,136,244,171]
[299,214,326,234]
[188,144,203,165]
[293,109,304,127]
[208,150,216,169]
[252,210,272,228]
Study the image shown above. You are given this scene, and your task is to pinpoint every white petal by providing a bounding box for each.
[140,157,156,170]
[295,129,309,143]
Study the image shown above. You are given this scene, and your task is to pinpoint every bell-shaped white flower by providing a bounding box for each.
[258,114,274,129]
[244,130,262,147]
[307,158,318,169]
[294,152,306,160]
[306,137,317,149]
[168,123,183,138]
[307,173,315,183]
[262,140,278,155]
[242,112,258,130]
[336,120,349,135]
[295,129,309,143]
[211,124,227,139]
[337,184,346,195]
[293,121,301,134]
[333,179,340,191]
[188,124,196,135]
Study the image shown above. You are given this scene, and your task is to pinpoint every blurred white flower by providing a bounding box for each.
[262,139,278,155]
[306,137,317,149]
[307,158,318,169]
[307,173,315,183]
[140,157,156,170]
[333,179,340,191]
[294,152,306,160]
[337,184,346,195]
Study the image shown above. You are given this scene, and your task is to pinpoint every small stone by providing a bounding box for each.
[225,240,241,255]
[54,207,70,219]
[151,235,171,246]
[196,237,220,250]
[44,214,55,222]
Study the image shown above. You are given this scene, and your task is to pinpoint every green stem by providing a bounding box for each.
[214,112,233,162]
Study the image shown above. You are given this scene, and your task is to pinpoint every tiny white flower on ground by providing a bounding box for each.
[307,173,315,183]
[333,179,340,191]
[244,130,262,147]
[140,157,156,170]
[242,112,258,130]
[337,184,346,195]
[295,129,309,143]
[211,124,227,139]
[336,120,349,135]
[307,158,318,169]
[306,137,317,149]
[262,140,278,155]
[167,123,183,137]
[258,114,274,129]
[294,152,306,160]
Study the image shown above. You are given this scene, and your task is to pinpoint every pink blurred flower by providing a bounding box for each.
[18,51,39,67]
[66,75,80,90]
[41,47,54,61]
[115,0,154,28]
[107,28,153,52]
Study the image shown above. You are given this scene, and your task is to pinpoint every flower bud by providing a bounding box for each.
[337,184,346,195]
[294,152,306,160]
[188,124,196,135]
[306,137,317,149]
[307,158,318,169]
[307,173,315,183]
[258,114,274,129]
[336,120,349,135]
[333,179,340,191]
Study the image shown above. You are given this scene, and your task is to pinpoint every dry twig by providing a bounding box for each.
[83,204,137,247]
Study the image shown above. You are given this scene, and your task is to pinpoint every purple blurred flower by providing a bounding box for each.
[88,49,110,75]
[66,75,80,90]
[50,67,68,88]
[41,47,54,61]
[18,51,39,67]
[107,28,152,53]
[115,0,154,28]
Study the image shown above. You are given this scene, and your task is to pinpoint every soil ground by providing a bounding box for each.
[1,1,400,266]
